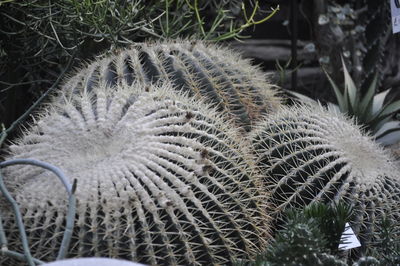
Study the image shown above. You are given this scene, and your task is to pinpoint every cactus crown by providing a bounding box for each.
[1,82,270,265]
[250,103,400,243]
[61,39,281,131]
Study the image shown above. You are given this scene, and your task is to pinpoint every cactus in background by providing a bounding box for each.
[62,40,281,132]
[0,82,270,265]
[250,104,400,246]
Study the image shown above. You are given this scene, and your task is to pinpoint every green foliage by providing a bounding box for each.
[285,202,352,253]
[235,202,349,266]
[366,216,400,265]
[324,57,400,145]
[0,0,278,67]
[236,202,400,266]
[0,0,278,128]
[287,56,400,146]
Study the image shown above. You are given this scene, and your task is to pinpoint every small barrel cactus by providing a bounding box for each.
[62,39,281,131]
[250,104,400,245]
[1,82,270,265]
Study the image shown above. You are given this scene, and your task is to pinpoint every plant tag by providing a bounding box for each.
[338,222,361,250]
[390,0,400,34]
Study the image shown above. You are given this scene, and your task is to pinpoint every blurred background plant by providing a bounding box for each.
[287,56,400,146]
[324,58,400,146]
[0,0,278,136]
[232,0,400,148]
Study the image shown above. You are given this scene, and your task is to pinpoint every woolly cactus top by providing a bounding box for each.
[61,39,281,131]
[1,82,270,265]
[250,103,400,241]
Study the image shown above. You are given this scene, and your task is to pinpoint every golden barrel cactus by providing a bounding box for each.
[250,104,400,245]
[62,40,281,131]
[1,82,270,265]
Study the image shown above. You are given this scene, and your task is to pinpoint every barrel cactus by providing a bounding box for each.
[62,39,281,132]
[0,82,270,265]
[250,103,400,245]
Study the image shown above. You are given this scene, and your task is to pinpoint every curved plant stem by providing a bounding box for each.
[0,159,77,263]
[0,170,35,266]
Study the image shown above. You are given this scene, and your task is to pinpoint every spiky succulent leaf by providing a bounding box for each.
[61,39,281,132]
[358,73,378,121]
[291,66,400,146]
[341,56,358,113]
[323,68,347,112]
[0,82,270,265]
[250,104,400,247]
[367,99,400,128]
[375,121,400,145]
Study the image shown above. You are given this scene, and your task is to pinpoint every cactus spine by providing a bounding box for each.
[62,40,281,132]
[1,82,270,265]
[250,104,400,244]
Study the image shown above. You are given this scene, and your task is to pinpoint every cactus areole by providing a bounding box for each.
[250,104,400,244]
[1,82,270,265]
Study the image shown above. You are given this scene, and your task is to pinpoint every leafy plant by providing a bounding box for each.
[323,57,400,145]
[235,202,354,266]
[0,0,279,129]
[236,202,400,266]
[287,56,400,146]
[366,215,400,265]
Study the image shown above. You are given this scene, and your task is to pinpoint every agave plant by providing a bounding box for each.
[288,57,400,146]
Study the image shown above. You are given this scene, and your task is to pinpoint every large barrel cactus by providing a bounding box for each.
[0,82,270,265]
[62,40,281,131]
[250,104,400,244]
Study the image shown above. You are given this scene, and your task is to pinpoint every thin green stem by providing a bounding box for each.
[0,212,8,250]
[0,159,76,262]
[0,171,35,266]
[253,4,280,25]
[57,179,76,260]
[0,159,73,195]
[194,0,206,38]
[165,0,169,37]
[0,124,6,148]
[0,249,44,265]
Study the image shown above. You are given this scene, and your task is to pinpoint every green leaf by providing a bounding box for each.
[323,68,347,112]
[341,57,358,113]
[372,89,390,115]
[359,73,378,121]
[375,121,400,145]
[369,98,400,124]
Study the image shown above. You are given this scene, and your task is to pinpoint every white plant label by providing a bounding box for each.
[338,222,361,250]
[390,0,400,34]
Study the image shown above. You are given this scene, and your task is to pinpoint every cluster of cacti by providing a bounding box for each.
[1,35,400,266]
[0,82,270,265]
[62,40,281,132]
[249,103,400,245]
